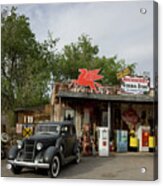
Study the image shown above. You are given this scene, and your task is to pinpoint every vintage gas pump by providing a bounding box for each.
[97,127,109,156]
[129,130,138,152]
[149,135,155,152]
[137,126,150,152]
[116,130,128,152]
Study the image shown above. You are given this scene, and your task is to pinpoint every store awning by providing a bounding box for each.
[57,91,156,103]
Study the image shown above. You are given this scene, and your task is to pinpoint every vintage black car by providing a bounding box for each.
[7,122,81,178]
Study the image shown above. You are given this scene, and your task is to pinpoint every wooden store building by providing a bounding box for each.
[50,80,157,155]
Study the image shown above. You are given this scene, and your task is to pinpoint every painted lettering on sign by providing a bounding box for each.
[121,76,150,94]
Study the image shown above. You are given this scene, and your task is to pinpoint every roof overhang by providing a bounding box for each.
[57,91,156,103]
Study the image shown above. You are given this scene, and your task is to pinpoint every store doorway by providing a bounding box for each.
[81,101,108,155]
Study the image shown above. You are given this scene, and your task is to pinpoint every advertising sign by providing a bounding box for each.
[121,76,150,94]
[22,124,33,138]
[116,67,131,79]
[122,107,139,127]
[72,68,103,92]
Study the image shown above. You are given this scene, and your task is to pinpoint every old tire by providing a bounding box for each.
[49,155,60,178]
[75,148,81,164]
[11,166,22,174]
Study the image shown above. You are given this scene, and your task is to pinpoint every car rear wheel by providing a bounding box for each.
[11,165,22,174]
[49,155,60,178]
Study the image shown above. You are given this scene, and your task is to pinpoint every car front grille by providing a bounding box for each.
[23,139,36,162]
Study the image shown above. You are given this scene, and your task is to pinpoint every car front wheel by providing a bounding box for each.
[49,155,60,178]
[11,165,22,174]
[75,148,81,164]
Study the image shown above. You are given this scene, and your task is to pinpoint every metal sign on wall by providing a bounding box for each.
[72,68,103,92]
[116,67,131,79]
[121,76,150,94]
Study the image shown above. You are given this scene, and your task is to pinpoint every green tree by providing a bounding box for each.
[1,7,57,115]
[94,56,136,85]
[52,34,99,82]
[52,34,136,85]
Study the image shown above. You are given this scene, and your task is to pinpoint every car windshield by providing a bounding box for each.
[35,124,60,135]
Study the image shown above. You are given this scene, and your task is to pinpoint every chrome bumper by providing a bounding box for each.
[8,160,49,169]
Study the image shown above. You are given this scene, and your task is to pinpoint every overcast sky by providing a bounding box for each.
[2,1,154,85]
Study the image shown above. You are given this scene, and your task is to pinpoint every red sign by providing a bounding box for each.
[73,69,103,92]
[122,107,139,126]
[122,76,149,84]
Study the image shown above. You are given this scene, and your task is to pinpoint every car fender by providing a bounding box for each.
[55,137,66,154]
[8,145,19,160]
[43,146,63,164]
[73,141,81,155]
[55,136,63,149]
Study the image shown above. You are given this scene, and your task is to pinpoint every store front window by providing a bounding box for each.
[64,109,75,123]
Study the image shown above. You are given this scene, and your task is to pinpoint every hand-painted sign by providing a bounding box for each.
[73,69,103,92]
[122,107,139,127]
[121,76,150,94]
[116,67,131,79]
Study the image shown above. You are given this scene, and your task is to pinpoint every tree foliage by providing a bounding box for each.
[52,34,136,85]
[1,6,136,114]
[52,35,99,82]
[1,7,57,111]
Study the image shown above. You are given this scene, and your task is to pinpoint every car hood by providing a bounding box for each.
[24,134,59,146]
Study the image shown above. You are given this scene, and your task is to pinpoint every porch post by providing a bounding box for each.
[108,102,111,130]
[59,97,62,121]
[107,102,111,156]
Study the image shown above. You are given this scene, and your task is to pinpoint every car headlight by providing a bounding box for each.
[36,142,43,151]
[17,140,23,149]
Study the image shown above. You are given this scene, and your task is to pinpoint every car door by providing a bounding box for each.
[69,125,76,155]
[67,125,75,156]
[61,125,71,157]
